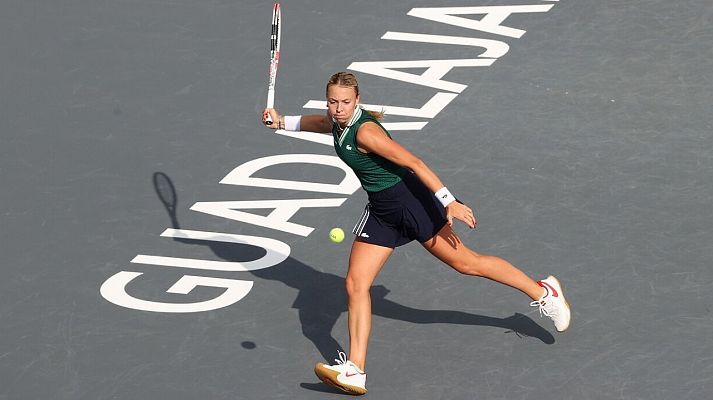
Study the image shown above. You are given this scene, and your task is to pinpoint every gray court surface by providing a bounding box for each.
[2,1,712,399]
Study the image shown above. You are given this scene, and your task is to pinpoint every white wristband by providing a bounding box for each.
[435,187,456,207]
[283,115,301,131]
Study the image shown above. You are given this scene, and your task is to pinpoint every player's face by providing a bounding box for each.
[327,85,360,126]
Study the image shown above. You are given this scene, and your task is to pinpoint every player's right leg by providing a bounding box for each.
[345,240,393,368]
[314,239,393,395]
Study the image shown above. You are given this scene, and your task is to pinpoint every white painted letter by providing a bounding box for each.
[190,199,347,236]
[131,229,291,270]
[100,272,254,313]
[221,154,360,195]
[348,59,494,93]
[407,5,554,39]
[381,32,510,59]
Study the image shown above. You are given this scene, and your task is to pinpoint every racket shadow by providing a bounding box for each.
[150,172,555,363]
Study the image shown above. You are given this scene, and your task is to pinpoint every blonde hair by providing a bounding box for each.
[326,72,385,121]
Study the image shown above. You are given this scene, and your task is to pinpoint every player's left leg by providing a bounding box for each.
[421,224,542,299]
[420,224,570,331]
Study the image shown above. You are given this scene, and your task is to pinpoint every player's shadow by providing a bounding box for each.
[152,172,555,364]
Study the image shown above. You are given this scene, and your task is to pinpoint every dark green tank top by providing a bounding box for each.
[332,108,408,193]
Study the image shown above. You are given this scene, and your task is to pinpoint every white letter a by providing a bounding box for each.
[190,199,347,237]
[408,5,554,39]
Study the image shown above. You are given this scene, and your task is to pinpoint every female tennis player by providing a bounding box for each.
[262,72,570,395]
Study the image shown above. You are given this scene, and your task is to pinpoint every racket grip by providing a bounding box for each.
[265,89,275,125]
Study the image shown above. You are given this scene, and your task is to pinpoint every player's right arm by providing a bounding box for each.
[299,114,332,133]
[262,108,332,133]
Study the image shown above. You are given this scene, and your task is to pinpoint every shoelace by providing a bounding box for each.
[334,351,348,366]
[333,351,365,376]
[530,299,559,318]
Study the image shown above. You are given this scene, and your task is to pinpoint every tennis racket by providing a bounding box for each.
[264,3,281,125]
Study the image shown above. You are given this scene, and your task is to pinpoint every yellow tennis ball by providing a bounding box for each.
[329,227,345,243]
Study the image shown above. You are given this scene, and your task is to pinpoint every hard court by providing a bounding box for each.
[2,1,712,399]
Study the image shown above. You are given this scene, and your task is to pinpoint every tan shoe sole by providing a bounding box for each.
[314,363,367,396]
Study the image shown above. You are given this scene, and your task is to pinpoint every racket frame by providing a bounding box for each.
[265,3,281,125]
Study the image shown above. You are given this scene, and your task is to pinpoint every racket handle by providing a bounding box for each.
[265,89,275,125]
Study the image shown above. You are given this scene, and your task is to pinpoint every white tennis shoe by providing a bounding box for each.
[531,275,571,332]
[314,351,367,395]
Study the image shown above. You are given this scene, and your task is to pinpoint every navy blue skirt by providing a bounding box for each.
[351,172,448,248]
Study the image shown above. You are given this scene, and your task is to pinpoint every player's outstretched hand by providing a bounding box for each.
[263,108,280,129]
[446,201,477,229]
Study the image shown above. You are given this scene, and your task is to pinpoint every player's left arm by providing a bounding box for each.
[355,123,476,228]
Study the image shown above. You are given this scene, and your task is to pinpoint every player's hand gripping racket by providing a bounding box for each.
[264,3,281,126]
